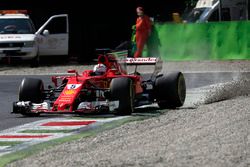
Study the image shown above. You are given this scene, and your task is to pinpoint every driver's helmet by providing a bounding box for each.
[93,63,107,75]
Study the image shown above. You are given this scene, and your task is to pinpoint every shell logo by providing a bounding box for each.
[64,89,76,95]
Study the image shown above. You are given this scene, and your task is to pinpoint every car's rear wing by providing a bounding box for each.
[107,50,163,76]
[126,57,163,77]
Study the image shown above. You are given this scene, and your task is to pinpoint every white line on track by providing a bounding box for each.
[0,116,129,157]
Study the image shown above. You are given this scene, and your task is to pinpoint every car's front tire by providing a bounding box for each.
[110,78,134,115]
[19,78,44,116]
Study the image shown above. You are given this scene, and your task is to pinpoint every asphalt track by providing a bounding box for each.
[0,75,59,131]
[0,72,249,131]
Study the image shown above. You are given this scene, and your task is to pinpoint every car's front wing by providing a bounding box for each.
[12,100,119,114]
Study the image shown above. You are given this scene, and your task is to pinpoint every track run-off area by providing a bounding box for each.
[0,61,249,166]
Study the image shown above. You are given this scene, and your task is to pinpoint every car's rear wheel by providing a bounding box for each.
[19,78,44,116]
[154,72,186,109]
[110,78,134,115]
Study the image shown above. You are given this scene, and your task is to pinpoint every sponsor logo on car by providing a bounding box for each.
[126,57,157,64]
[64,89,76,95]
[66,84,81,89]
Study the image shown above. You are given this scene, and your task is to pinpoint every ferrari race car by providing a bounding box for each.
[12,50,186,116]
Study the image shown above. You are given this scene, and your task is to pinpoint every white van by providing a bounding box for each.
[0,10,68,66]
[183,0,248,22]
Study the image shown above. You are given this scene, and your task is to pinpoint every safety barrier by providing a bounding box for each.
[146,21,250,61]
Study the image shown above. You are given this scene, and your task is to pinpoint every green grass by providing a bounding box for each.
[0,115,150,167]
[0,141,22,147]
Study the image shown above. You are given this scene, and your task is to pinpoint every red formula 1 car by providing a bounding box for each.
[12,50,186,116]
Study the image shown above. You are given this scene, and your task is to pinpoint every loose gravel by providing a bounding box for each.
[2,60,250,167]
[8,96,249,167]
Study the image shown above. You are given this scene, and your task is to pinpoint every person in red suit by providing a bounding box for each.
[134,7,152,58]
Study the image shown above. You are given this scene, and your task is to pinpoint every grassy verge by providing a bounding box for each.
[0,142,22,147]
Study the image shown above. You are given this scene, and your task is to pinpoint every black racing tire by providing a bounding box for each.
[19,78,44,103]
[110,78,134,115]
[154,72,186,109]
[19,78,44,116]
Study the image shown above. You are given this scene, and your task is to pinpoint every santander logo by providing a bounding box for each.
[126,57,157,64]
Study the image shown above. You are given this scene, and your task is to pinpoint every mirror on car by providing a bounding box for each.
[42,29,50,36]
